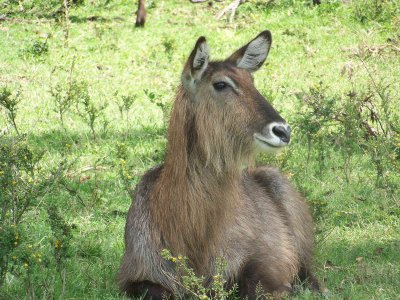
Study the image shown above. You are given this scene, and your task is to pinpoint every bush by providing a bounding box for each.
[351,0,400,24]
[0,135,67,287]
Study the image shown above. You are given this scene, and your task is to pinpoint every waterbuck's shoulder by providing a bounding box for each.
[130,164,164,204]
[125,164,164,242]
[244,166,298,201]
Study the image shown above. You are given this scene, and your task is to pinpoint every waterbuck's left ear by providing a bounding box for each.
[182,36,209,93]
[227,30,272,72]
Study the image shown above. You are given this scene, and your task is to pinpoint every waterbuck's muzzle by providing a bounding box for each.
[254,122,291,151]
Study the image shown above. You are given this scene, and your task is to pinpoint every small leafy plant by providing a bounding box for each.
[144,89,171,129]
[293,81,338,174]
[50,60,83,128]
[161,249,238,300]
[20,39,49,60]
[75,82,107,140]
[116,142,135,193]
[162,36,176,62]
[47,205,72,299]
[115,92,137,137]
[0,86,21,135]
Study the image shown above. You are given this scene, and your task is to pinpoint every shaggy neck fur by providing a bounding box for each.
[150,87,252,273]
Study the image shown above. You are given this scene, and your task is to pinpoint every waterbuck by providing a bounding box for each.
[118,30,320,299]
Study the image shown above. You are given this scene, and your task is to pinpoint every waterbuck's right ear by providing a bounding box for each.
[181,36,209,93]
[227,30,272,72]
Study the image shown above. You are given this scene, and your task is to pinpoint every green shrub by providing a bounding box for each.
[351,0,400,24]
[51,78,90,128]
[0,86,21,135]
[0,136,67,287]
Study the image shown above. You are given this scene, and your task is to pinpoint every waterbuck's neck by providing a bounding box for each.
[165,87,249,179]
[149,88,243,271]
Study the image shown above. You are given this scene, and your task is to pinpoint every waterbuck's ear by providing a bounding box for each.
[182,36,209,93]
[227,30,272,72]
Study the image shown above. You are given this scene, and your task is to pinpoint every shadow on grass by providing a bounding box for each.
[69,15,127,23]
[27,125,166,154]
[26,125,166,212]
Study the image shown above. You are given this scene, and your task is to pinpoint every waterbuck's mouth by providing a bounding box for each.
[253,122,291,152]
[253,132,288,152]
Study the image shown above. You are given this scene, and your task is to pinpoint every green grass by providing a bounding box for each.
[0,0,399,299]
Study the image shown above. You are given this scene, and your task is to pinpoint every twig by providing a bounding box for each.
[67,165,107,178]
[60,268,66,300]
[357,55,390,135]
[343,43,400,57]
[60,182,87,207]
[9,91,21,136]
[63,0,70,47]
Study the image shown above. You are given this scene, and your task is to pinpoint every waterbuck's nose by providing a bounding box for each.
[272,124,291,143]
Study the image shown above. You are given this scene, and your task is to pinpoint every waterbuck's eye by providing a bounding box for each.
[213,81,228,91]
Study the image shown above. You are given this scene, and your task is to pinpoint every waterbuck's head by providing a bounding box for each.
[175,30,290,172]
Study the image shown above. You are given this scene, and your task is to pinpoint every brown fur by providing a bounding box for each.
[118,31,319,299]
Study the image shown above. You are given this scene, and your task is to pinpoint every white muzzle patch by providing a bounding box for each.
[253,122,290,152]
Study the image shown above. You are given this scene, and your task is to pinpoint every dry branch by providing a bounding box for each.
[216,0,246,23]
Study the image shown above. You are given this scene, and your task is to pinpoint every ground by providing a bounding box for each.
[0,0,399,299]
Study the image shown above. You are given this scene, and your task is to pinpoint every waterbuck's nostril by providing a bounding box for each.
[272,125,291,143]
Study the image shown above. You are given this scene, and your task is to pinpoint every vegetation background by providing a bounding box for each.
[0,0,399,299]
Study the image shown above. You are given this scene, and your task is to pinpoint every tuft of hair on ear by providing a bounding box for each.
[182,36,210,94]
[192,37,209,71]
[227,30,272,73]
